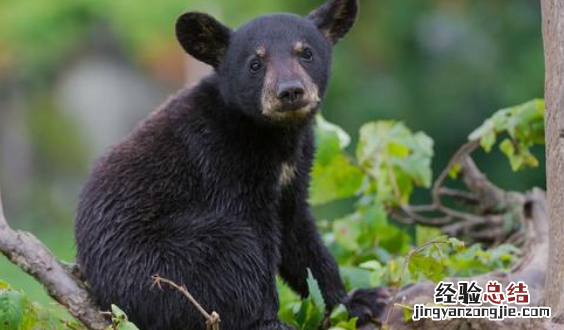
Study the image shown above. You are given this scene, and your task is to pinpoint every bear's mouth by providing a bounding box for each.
[265,100,320,121]
[275,99,315,113]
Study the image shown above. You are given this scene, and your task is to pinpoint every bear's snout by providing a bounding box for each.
[260,58,321,120]
[276,80,306,110]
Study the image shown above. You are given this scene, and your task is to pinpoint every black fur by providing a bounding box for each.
[176,12,231,68]
[308,0,359,44]
[75,1,382,329]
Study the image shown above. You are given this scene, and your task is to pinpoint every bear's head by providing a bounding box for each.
[176,0,358,124]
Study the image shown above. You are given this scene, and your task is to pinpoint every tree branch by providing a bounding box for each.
[391,139,526,246]
[379,188,551,330]
[0,187,108,330]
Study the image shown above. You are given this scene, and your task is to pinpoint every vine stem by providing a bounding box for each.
[381,239,450,330]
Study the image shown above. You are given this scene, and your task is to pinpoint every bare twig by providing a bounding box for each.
[0,187,108,330]
[382,239,451,329]
[391,206,453,227]
[438,187,479,204]
[151,275,221,330]
[431,141,480,204]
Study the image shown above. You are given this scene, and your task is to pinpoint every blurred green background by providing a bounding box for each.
[0,0,544,314]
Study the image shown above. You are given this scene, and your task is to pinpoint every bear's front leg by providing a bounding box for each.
[279,205,347,309]
[278,199,388,326]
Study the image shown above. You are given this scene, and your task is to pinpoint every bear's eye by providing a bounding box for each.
[249,60,263,73]
[301,48,313,62]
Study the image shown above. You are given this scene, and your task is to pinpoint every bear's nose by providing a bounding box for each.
[277,80,305,105]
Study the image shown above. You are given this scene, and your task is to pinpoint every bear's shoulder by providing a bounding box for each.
[79,79,222,211]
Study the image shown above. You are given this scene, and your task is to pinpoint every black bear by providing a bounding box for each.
[75,0,384,329]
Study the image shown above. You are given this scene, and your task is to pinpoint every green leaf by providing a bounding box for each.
[356,121,434,205]
[379,225,412,254]
[499,138,519,170]
[328,305,357,330]
[288,270,327,330]
[311,115,364,205]
[388,142,410,157]
[116,321,141,330]
[0,289,25,330]
[359,260,382,271]
[293,299,325,330]
[293,300,310,328]
[328,317,358,330]
[359,260,385,287]
[415,227,443,247]
[306,269,326,312]
[339,266,373,289]
[316,115,351,150]
[386,257,408,286]
[314,115,352,168]
[0,280,74,330]
[490,244,520,262]
[108,304,140,330]
[480,129,496,152]
[447,237,466,252]
[408,252,447,283]
[315,128,341,167]
[395,153,432,187]
[400,304,414,321]
[310,154,364,205]
[469,99,544,170]
[333,216,361,251]
[329,304,349,324]
[448,162,461,179]
[363,203,388,233]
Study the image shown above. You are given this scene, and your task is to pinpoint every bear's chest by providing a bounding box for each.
[204,153,297,259]
[210,156,292,212]
[199,132,301,213]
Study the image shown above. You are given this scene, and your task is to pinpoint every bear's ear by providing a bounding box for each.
[176,12,231,68]
[307,0,358,44]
